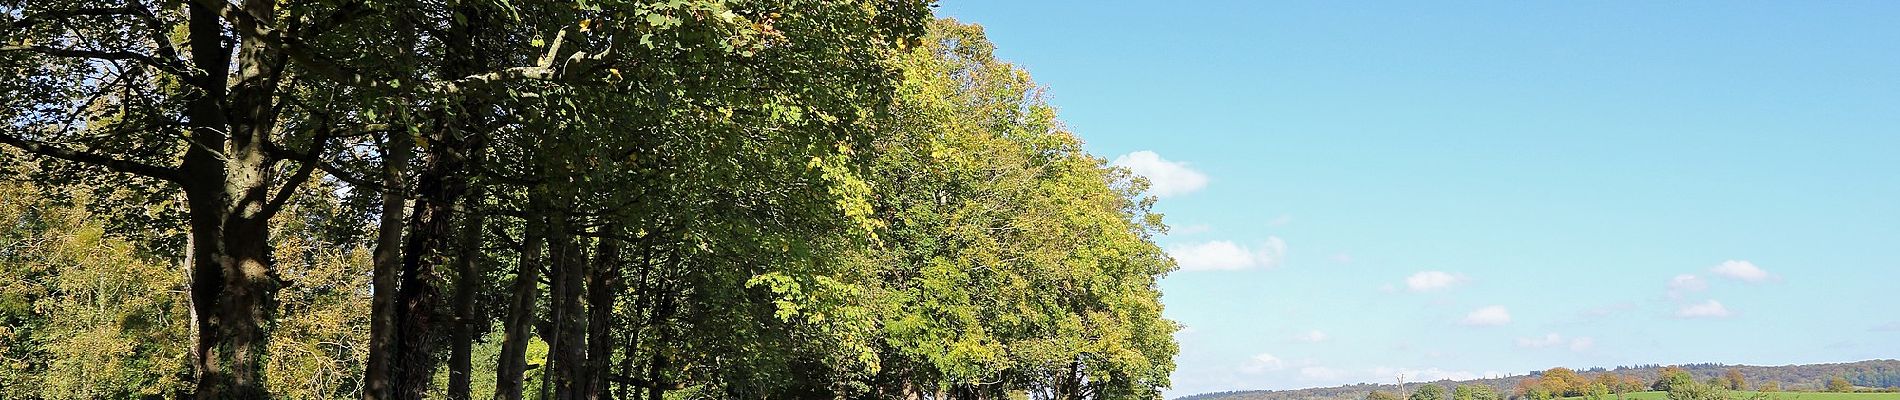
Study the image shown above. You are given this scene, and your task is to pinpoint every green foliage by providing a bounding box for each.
[858,18,1176,398]
[1412,384,1449,400]
[1454,384,1500,400]
[1657,367,1697,392]
[1834,377,1857,393]
[0,181,189,399]
[1666,378,1731,400]
[0,2,1178,399]
[263,180,374,399]
[1588,383,1611,400]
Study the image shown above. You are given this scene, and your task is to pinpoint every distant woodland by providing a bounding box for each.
[1180,360,1900,400]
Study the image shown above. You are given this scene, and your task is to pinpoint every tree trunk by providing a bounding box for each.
[447,186,486,399]
[616,247,654,400]
[495,193,549,400]
[645,285,676,400]
[391,119,474,399]
[184,0,286,397]
[545,210,588,400]
[181,1,233,396]
[365,131,412,400]
[580,238,621,400]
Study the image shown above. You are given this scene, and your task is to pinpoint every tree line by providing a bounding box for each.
[0,1,1178,399]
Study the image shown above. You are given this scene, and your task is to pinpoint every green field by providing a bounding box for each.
[1563,392,1900,400]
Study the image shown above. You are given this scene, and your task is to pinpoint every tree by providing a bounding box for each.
[851,18,1176,400]
[1829,376,1854,392]
[0,4,1196,400]
[1725,368,1748,391]
[1656,366,1695,391]
[1370,391,1403,400]
[1668,378,1729,400]
[1586,383,1610,400]
[1543,367,1585,397]
[1454,384,1499,400]
[0,180,189,398]
[1411,384,1448,400]
[1758,382,1781,392]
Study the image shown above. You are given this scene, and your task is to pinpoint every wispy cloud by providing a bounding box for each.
[1239,353,1286,374]
[1710,260,1773,282]
[1676,300,1733,318]
[1461,306,1512,326]
[1168,237,1286,271]
[1667,274,1706,298]
[1405,271,1465,292]
[1113,151,1208,198]
[1295,330,1329,343]
[1298,366,1347,381]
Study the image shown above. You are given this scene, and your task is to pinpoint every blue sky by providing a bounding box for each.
[937,1,1900,397]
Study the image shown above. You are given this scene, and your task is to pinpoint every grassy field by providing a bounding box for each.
[1563,392,1900,400]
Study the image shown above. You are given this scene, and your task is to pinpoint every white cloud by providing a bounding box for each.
[1168,237,1286,271]
[1516,333,1565,348]
[1299,366,1347,381]
[1405,271,1465,292]
[1295,330,1329,343]
[1240,353,1286,374]
[1676,300,1733,318]
[1667,274,1707,298]
[1461,306,1512,326]
[1710,260,1772,282]
[1113,151,1208,198]
[1569,337,1595,352]
[1669,274,1706,291]
[1516,333,1594,352]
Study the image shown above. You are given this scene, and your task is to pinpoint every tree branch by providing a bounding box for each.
[259,123,335,218]
[262,139,383,192]
[0,45,197,79]
[185,0,612,95]
[8,7,143,31]
[0,133,181,182]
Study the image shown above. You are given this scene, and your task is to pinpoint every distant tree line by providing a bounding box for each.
[1179,360,1900,400]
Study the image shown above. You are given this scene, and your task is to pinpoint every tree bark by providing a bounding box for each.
[495,192,548,400]
[645,284,676,400]
[183,0,287,397]
[545,210,587,400]
[447,186,487,399]
[364,131,412,400]
[580,238,622,400]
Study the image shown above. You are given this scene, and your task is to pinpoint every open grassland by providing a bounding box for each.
[1565,392,1900,400]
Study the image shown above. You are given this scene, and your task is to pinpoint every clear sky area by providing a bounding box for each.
[936,1,1900,397]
